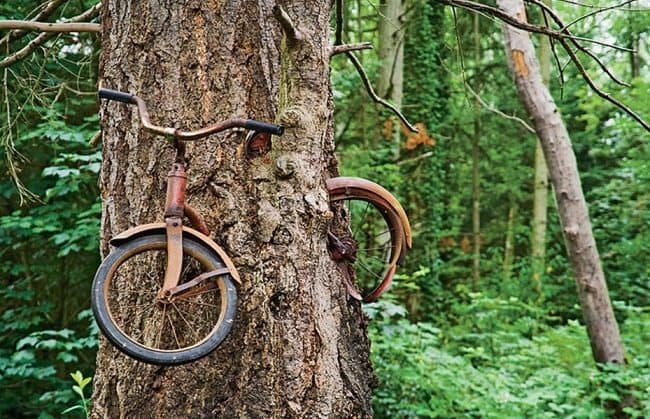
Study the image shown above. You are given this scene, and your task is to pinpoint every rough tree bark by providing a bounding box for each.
[92,2,374,417]
[497,0,626,364]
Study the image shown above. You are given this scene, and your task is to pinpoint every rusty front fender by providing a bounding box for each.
[109,223,241,284]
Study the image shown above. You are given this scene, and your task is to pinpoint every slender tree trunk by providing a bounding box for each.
[471,128,480,289]
[358,0,369,148]
[471,13,481,289]
[531,0,550,299]
[377,0,405,157]
[502,204,517,281]
[628,3,640,79]
[497,0,625,364]
[92,2,374,417]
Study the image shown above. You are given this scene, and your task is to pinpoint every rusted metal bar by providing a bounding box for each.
[167,268,231,299]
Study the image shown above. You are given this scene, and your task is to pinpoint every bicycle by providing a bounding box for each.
[92,88,412,365]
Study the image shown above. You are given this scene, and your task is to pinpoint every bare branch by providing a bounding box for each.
[464,82,535,133]
[558,37,650,132]
[344,51,418,133]
[0,0,67,50]
[0,3,101,69]
[435,0,634,52]
[330,42,373,56]
[526,0,630,87]
[0,20,100,33]
[509,1,650,131]
[272,5,305,42]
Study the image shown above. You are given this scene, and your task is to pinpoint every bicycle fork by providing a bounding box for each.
[158,161,187,301]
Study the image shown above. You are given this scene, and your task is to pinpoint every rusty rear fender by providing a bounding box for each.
[326,177,413,249]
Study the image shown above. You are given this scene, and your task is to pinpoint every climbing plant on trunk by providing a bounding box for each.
[92,2,374,417]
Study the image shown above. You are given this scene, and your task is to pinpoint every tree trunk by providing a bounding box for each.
[531,0,550,299]
[502,204,517,282]
[377,0,405,157]
[497,0,625,364]
[471,13,481,289]
[92,2,374,418]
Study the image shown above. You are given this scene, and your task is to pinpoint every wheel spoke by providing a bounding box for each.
[355,258,385,280]
[155,304,167,349]
[351,201,371,240]
[171,302,201,342]
[177,299,221,309]
[167,313,181,349]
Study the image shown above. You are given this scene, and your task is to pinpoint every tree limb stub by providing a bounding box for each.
[330,42,373,56]
[273,5,305,43]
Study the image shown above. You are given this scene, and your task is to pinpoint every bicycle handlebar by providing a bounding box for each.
[98,88,284,140]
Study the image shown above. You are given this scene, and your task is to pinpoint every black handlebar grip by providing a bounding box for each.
[98,88,136,104]
[244,120,284,136]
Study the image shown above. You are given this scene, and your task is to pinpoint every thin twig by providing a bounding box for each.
[396,151,433,165]
[464,82,535,133]
[499,0,650,131]
[0,20,100,33]
[0,3,101,69]
[344,51,418,133]
[562,0,638,30]
[330,42,373,56]
[333,0,416,132]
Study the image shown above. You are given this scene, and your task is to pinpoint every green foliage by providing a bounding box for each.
[61,371,92,418]
[368,297,650,418]
[0,2,101,414]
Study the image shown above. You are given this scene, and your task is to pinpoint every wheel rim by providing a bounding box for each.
[329,195,403,300]
[102,239,229,353]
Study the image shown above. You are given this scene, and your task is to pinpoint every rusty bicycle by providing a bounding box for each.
[92,88,411,365]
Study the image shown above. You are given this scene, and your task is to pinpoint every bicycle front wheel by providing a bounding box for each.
[91,233,237,365]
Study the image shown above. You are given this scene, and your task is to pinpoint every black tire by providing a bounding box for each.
[91,233,237,365]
